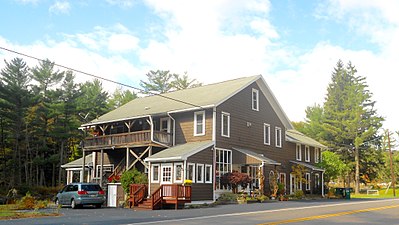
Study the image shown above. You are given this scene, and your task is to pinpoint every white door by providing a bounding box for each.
[107,184,117,207]
[290,174,296,195]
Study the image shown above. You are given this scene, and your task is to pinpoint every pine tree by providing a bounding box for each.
[322,60,383,193]
[0,58,32,186]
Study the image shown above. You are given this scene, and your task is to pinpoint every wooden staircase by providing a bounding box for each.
[128,184,192,210]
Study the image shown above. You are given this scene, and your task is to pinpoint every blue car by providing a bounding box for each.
[55,183,106,209]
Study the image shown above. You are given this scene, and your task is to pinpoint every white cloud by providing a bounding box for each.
[63,24,140,53]
[49,1,71,15]
[106,0,136,8]
[14,0,40,4]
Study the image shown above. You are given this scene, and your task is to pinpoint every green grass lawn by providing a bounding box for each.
[0,204,59,220]
[351,188,399,199]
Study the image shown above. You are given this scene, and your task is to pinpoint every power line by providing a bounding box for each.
[0,46,203,110]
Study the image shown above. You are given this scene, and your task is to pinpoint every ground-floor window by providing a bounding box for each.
[290,173,298,194]
[216,148,232,190]
[305,173,311,191]
[174,163,183,183]
[151,164,160,183]
[314,173,320,192]
[205,164,212,183]
[197,164,204,183]
[186,163,196,182]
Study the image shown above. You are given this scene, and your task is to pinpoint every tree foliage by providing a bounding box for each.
[140,70,202,94]
[296,60,384,186]
[0,57,138,188]
[317,151,349,181]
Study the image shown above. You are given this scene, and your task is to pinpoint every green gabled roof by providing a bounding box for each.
[82,76,260,126]
[286,129,326,149]
[145,141,214,162]
[61,153,92,168]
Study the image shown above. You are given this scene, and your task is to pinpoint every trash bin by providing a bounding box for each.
[344,188,351,200]
[335,188,344,198]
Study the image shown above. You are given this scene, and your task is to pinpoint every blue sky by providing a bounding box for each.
[1,0,398,132]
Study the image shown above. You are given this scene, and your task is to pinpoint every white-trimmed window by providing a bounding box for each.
[161,164,172,184]
[194,111,205,136]
[216,148,232,190]
[197,164,204,183]
[296,144,302,161]
[264,123,270,145]
[174,163,183,183]
[252,88,259,111]
[186,163,195,182]
[151,164,160,183]
[314,173,320,190]
[221,112,230,137]
[305,173,311,191]
[205,164,212,183]
[275,127,282,148]
[305,146,310,162]
[314,148,320,163]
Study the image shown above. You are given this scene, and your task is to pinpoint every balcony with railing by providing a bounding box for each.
[83,130,172,149]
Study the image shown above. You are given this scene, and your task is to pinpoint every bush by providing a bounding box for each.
[217,192,239,202]
[120,168,148,193]
[17,192,35,210]
[294,190,304,199]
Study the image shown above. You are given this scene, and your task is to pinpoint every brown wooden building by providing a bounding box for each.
[77,75,326,202]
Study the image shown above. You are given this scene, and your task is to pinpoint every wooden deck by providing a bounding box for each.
[129,184,191,210]
[83,130,172,149]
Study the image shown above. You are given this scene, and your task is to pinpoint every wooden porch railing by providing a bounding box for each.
[151,184,192,210]
[128,184,147,208]
[83,130,172,149]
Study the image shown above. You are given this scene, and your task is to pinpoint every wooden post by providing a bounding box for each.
[81,150,86,182]
[100,149,104,187]
[126,147,130,172]
[387,131,396,197]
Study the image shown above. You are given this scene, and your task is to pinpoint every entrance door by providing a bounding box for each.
[107,184,117,207]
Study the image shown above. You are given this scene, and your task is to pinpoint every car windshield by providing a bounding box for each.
[81,185,102,191]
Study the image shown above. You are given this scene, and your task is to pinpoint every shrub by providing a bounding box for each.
[294,190,304,199]
[17,192,35,210]
[217,192,239,202]
[120,168,148,193]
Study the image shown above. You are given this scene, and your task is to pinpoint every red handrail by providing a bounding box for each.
[151,184,192,209]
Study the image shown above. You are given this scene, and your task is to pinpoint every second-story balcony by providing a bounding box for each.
[83,130,172,149]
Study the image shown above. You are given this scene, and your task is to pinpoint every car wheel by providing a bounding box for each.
[71,199,78,209]
[55,198,60,207]
[95,204,102,208]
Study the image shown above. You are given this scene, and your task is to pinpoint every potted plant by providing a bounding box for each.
[183,179,192,186]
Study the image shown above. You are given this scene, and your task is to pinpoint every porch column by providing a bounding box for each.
[321,171,325,197]
[81,150,86,182]
[100,149,104,187]
[126,147,130,172]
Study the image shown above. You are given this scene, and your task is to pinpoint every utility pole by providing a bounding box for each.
[387,130,396,197]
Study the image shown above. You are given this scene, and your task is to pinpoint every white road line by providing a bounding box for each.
[123,199,399,225]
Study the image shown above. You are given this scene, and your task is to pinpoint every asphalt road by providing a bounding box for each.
[1,198,399,225]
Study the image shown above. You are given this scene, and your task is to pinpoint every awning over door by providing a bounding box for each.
[145,140,214,163]
[232,147,280,165]
[290,160,325,172]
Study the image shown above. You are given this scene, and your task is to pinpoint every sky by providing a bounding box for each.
[1,0,399,133]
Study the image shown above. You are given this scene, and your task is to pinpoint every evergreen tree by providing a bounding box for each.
[298,60,383,193]
[77,79,109,123]
[171,72,202,90]
[0,58,32,186]
[140,70,174,94]
[108,86,137,109]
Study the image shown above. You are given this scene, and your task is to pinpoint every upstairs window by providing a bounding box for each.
[305,146,310,162]
[296,144,302,161]
[264,123,270,145]
[221,112,230,137]
[194,111,205,136]
[275,127,282,148]
[252,88,259,111]
[314,148,320,163]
